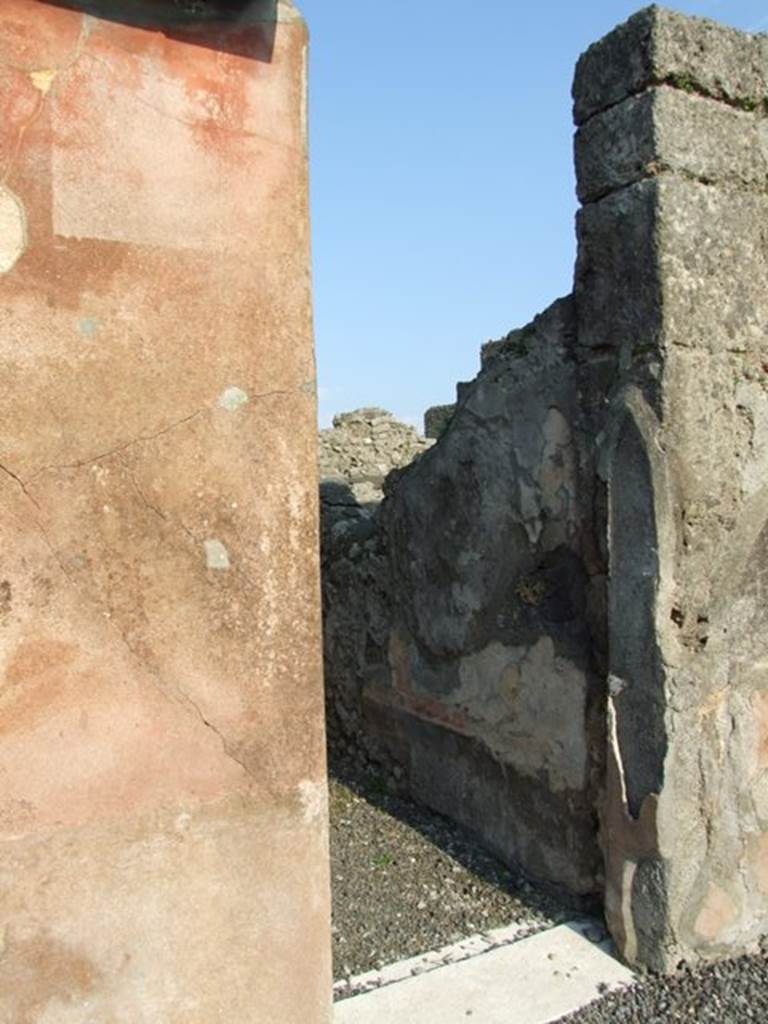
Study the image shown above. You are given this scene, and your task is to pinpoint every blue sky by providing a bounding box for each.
[299,1,767,427]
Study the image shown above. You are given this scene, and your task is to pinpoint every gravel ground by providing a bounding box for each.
[558,940,768,1023]
[329,757,573,982]
[329,758,768,1019]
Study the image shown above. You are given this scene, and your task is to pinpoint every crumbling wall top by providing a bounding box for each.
[319,409,433,505]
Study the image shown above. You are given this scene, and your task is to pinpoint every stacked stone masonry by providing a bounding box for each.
[321,4,768,971]
[320,408,433,506]
[574,2,768,972]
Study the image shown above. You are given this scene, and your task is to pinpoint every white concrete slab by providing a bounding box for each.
[334,918,548,1002]
[334,921,635,1024]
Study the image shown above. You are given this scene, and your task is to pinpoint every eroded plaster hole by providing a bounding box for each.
[204,538,231,570]
[218,386,249,411]
[29,69,56,94]
[0,189,27,274]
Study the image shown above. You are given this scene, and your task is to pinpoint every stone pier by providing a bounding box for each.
[0,2,330,1020]
[574,6,768,969]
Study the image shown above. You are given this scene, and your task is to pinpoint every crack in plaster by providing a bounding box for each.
[0,379,316,778]
[178,688,253,779]
[27,381,312,483]
[104,614,255,781]
[250,384,314,401]
[0,459,77,594]
[121,462,200,544]
[0,16,93,77]
[28,410,204,481]
[0,461,40,510]
[2,94,47,192]
[121,458,169,524]
[16,498,256,784]
[0,459,252,784]
[23,508,253,783]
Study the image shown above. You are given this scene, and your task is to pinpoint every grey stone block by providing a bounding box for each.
[574,177,662,353]
[657,175,768,354]
[573,6,658,126]
[575,86,768,203]
[573,5,768,125]
[575,89,656,203]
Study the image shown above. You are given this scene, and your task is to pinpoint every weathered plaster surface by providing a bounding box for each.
[0,1,329,1020]
[0,188,26,273]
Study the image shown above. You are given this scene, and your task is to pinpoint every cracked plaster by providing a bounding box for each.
[0,2,329,1020]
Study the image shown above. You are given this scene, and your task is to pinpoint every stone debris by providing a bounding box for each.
[319,407,433,506]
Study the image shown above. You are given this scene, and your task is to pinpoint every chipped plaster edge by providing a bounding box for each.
[278,0,305,23]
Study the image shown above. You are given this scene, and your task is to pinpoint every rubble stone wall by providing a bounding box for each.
[321,303,605,901]
[320,409,432,773]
